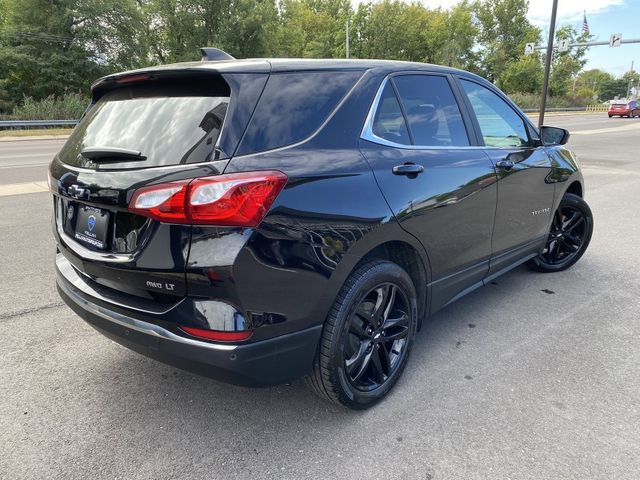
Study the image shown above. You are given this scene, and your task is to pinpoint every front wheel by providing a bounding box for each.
[527,193,593,273]
[306,260,418,409]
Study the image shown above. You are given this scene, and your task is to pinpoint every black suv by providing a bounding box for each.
[51,52,593,409]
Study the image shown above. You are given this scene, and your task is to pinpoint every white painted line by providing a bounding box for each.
[0,163,48,169]
[0,135,70,142]
[572,122,640,135]
[0,181,49,197]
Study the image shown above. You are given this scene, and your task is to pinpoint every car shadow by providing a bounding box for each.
[98,264,534,424]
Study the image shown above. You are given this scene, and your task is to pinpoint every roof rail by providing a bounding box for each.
[200,47,235,62]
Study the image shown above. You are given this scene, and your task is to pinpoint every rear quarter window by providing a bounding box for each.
[237,70,363,155]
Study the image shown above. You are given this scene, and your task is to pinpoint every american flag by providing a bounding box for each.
[582,11,590,34]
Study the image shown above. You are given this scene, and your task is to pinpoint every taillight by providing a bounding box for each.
[129,181,189,223]
[128,171,287,227]
[179,326,252,342]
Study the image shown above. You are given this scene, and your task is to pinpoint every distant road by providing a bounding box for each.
[0,114,636,188]
[0,138,65,185]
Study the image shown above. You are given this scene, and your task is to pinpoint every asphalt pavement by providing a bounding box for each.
[1,113,639,479]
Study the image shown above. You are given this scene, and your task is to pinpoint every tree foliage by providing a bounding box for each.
[474,0,540,82]
[0,0,630,112]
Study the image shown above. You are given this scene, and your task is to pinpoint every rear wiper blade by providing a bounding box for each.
[81,146,147,161]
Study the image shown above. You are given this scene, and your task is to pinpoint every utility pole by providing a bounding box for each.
[345,20,350,59]
[628,60,635,98]
[538,0,559,127]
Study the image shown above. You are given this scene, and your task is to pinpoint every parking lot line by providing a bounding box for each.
[0,181,49,197]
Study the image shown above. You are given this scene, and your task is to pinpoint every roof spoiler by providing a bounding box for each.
[200,47,235,62]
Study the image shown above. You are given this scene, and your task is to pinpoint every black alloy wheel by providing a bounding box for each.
[344,283,410,391]
[306,260,417,409]
[528,193,593,272]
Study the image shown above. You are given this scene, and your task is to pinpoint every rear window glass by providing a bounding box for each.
[59,81,230,169]
[237,71,363,155]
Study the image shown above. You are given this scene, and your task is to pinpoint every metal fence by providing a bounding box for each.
[0,119,78,130]
[521,105,607,113]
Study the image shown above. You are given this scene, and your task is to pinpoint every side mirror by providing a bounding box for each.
[540,126,570,146]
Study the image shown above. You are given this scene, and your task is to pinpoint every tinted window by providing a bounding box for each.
[59,82,229,169]
[238,71,363,154]
[371,82,410,145]
[461,79,529,148]
[393,75,469,147]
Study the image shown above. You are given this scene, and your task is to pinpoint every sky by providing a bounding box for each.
[526,0,639,76]
[356,0,640,76]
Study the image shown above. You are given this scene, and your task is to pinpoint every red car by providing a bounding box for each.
[608,100,640,118]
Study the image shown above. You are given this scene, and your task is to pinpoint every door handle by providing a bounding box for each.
[392,163,424,177]
[496,159,514,170]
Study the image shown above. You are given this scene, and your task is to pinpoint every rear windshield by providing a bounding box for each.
[59,81,230,169]
[237,70,363,155]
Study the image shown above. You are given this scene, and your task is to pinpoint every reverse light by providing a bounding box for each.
[128,171,287,227]
[129,181,189,223]
[179,326,252,342]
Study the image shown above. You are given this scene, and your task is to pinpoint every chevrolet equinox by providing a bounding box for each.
[50,49,593,409]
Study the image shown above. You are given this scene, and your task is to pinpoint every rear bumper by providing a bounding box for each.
[56,260,322,387]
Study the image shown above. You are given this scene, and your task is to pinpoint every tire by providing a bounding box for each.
[306,260,418,409]
[608,115,612,118]
[527,193,593,273]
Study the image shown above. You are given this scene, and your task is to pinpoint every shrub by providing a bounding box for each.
[8,93,88,120]
[507,92,591,110]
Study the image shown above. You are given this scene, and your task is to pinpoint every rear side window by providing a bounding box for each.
[393,75,469,147]
[237,71,362,155]
[59,81,230,169]
[371,82,411,145]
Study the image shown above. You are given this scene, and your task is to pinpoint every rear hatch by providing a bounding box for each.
[51,65,269,305]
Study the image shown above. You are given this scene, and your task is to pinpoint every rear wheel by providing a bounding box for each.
[527,193,593,273]
[306,260,417,409]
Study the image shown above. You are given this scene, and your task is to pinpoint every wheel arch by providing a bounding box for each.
[353,241,429,323]
[310,223,432,329]
[564,180,583,198]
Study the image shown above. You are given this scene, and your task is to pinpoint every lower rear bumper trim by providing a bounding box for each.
[56,265,323,387]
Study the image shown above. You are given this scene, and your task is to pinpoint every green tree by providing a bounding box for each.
[549,25,590,97]
[497,54,543,93]
[0,0,142,107]
[219,0,278,58]
[576,69,614,100]
[275,0,351,58]
[600,78,630,101]
[474,0,540,82]
[350,0,477,69]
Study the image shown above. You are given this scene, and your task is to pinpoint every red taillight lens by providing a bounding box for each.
[179,326,252,342]
[128,171,287,227]
[115,73,151,84]
[188,171,287,226]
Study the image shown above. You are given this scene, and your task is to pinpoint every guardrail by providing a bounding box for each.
[0,119,79,130]
[0,105,612,130]
[521,106,607,113]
